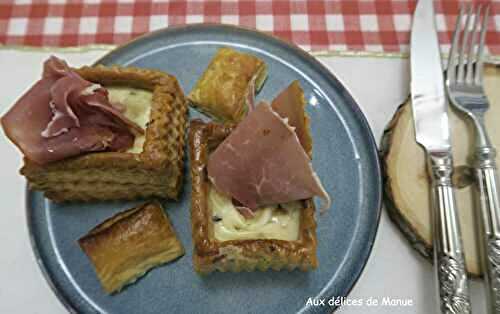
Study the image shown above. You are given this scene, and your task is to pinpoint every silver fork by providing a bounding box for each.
[446,4,500,314]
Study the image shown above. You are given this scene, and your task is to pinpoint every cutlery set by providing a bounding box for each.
[411,1,497,313]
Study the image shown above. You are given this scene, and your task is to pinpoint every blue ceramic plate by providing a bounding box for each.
[27,24,381,314]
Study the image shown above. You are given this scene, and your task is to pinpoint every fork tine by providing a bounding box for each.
[465,5,482,84]
[447,5,465,84]
[457,4,473,83]
[475,4,490,86]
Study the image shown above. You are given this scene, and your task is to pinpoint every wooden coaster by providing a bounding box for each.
[381,65,500,277]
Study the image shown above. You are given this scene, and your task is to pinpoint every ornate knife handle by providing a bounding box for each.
[428,152,471,314]
[475,146,500,314]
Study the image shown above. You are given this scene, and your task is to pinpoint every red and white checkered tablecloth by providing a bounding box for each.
[0,0,499,55]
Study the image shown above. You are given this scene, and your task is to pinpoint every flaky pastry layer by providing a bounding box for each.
[78,201,184,293]
[188,47,267,123]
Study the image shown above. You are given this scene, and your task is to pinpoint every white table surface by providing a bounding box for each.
[0,49,488,314]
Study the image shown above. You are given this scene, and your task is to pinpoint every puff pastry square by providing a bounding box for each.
[21,65,188,202]
[189,121,317,274]
[78,201,184,293]
[188,47,267,122]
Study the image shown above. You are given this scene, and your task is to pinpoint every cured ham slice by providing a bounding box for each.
[207,102,330,211]
[235,206,256,219]
[271,81,312,156]
[231,198,256,218]
[1,56,142,164]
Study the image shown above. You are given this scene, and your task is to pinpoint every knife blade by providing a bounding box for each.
[410,0,471,313]
[410,0,449,153]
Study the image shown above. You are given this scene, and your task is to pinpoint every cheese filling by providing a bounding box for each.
[208,184,301,241]
[106,86,153,154]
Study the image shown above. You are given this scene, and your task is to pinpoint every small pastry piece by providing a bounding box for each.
[78,202,184,294]
[189,121,318,274]
[188,47,267,122]
[17,61,188,202]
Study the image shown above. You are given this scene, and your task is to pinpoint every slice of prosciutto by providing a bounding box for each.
[271,80,312,156]
[1,56,143,165]
[207,101,331,212]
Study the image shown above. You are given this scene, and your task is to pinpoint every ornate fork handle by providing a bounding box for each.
[428,152,471,314]
[475,145,500,314]
[438,253,471,314]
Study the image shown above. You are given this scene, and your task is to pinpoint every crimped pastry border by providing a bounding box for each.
[189,120,317,274]
[21,65,188,201]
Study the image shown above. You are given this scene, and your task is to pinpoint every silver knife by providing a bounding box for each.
[410,0,471,313]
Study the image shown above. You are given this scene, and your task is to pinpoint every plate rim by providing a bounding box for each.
[25,23,383,314]
[26,189,78,314]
